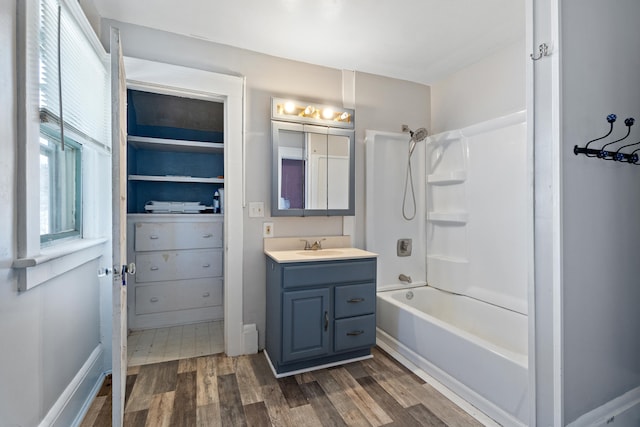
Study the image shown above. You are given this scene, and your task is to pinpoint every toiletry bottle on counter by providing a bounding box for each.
[213,191,220,213]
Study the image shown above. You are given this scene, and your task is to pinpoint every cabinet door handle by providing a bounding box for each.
[202,292,210,298]
[347,298,364,303]
[149,235,159,240]
[202,263,211,268]
[150,297,159,303]
[347,330,364,336]
[324,311,329,331]
[150,266,159,271]
[202,233,213,238]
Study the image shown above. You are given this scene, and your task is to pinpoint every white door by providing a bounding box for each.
[110,26,129,427]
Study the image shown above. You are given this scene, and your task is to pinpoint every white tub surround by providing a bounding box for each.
[365,131,427,292]
[426,111,528,315]
[366,112,531,426]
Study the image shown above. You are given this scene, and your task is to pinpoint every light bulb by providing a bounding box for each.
[284,101,296,114]
[304,106,315,115]
[322,108,334,119]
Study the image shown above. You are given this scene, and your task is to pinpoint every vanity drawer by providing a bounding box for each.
[282,259,376,288]
[334,282,376,318]
[135,278,223,315]
[135,249,222,283]
[334,314,376,352]
[135,221,222,252]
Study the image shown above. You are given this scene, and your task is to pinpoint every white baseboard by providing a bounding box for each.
[567,386,640,427]
[38,345,105,427]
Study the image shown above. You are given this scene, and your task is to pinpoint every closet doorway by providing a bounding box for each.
[121,57,244,367]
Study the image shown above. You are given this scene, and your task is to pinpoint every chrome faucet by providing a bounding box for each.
[398,273,412,284]
[310,239,325,250]
[300,238,326,250]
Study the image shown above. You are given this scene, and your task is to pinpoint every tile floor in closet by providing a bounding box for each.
[127,320,224,366]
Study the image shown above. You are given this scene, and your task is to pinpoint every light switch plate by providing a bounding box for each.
[249,202,264,218]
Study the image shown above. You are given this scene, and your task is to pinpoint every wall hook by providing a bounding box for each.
[574,114,639,164]
[598,117,634,158]
[574,114,616,157]
[530,43,550,61]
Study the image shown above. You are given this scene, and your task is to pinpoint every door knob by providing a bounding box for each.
[124,262,136,274]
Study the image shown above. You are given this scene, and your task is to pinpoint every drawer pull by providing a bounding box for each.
[202,233,213,238]
[149,235,159,240]
[202,292,210,298]
[347,298,364,303]
[347,330,365,336]
[202,263,211,268]
[150,297,159,303]
[150,266,159,271]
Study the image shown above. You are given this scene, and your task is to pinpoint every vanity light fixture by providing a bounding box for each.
[272,97,354,129]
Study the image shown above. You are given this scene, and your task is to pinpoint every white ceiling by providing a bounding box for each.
[89,0,525,85]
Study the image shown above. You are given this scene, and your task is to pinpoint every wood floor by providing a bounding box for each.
[80,347,484,427]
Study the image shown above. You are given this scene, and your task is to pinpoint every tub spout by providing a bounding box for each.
[398,273,412,284]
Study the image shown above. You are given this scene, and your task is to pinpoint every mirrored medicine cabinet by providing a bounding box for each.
[271,97,355,216]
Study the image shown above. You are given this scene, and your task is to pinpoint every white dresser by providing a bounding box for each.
[127,214,224,330]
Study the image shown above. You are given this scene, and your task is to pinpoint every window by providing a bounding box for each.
[15,0,110,291]
[39,131,81,244]
[36,0,108,245]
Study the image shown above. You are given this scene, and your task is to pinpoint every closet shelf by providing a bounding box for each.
[427,211,468,224]
[129,175,224,184]
[427,170,466,185]
[128,135,224,154]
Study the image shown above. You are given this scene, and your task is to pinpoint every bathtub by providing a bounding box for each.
[376,286,529,426]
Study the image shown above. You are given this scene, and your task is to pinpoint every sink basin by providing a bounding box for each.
[296,250,344,257]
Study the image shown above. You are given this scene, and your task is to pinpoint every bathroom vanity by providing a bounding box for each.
[264,237,377,377]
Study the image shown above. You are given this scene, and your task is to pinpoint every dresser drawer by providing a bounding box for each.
[334,314,376,352]
[135,249,222,283]
[135,221,222,252]
[334,282,375,319]
[135,278,223,315]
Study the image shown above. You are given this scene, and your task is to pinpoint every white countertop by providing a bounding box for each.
[265,247,377,263]
[263,236,377,263]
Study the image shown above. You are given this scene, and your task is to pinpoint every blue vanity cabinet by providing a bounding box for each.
[265,256,377,376]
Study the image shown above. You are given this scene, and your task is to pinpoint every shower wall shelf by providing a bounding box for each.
[427,171,467,185]
[573,114,639,163]
[427,212,468,224]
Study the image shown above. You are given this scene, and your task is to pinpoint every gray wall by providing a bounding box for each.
[0,2,105,426]
[98,20,430,349]
[561,0,640,423]
[431,38,526,134]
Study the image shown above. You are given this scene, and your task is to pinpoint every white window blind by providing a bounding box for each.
[39,0,110,147]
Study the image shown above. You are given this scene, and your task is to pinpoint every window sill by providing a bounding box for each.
[13,238,108,292]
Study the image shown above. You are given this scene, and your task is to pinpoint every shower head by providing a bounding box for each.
[409,127,428,143]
